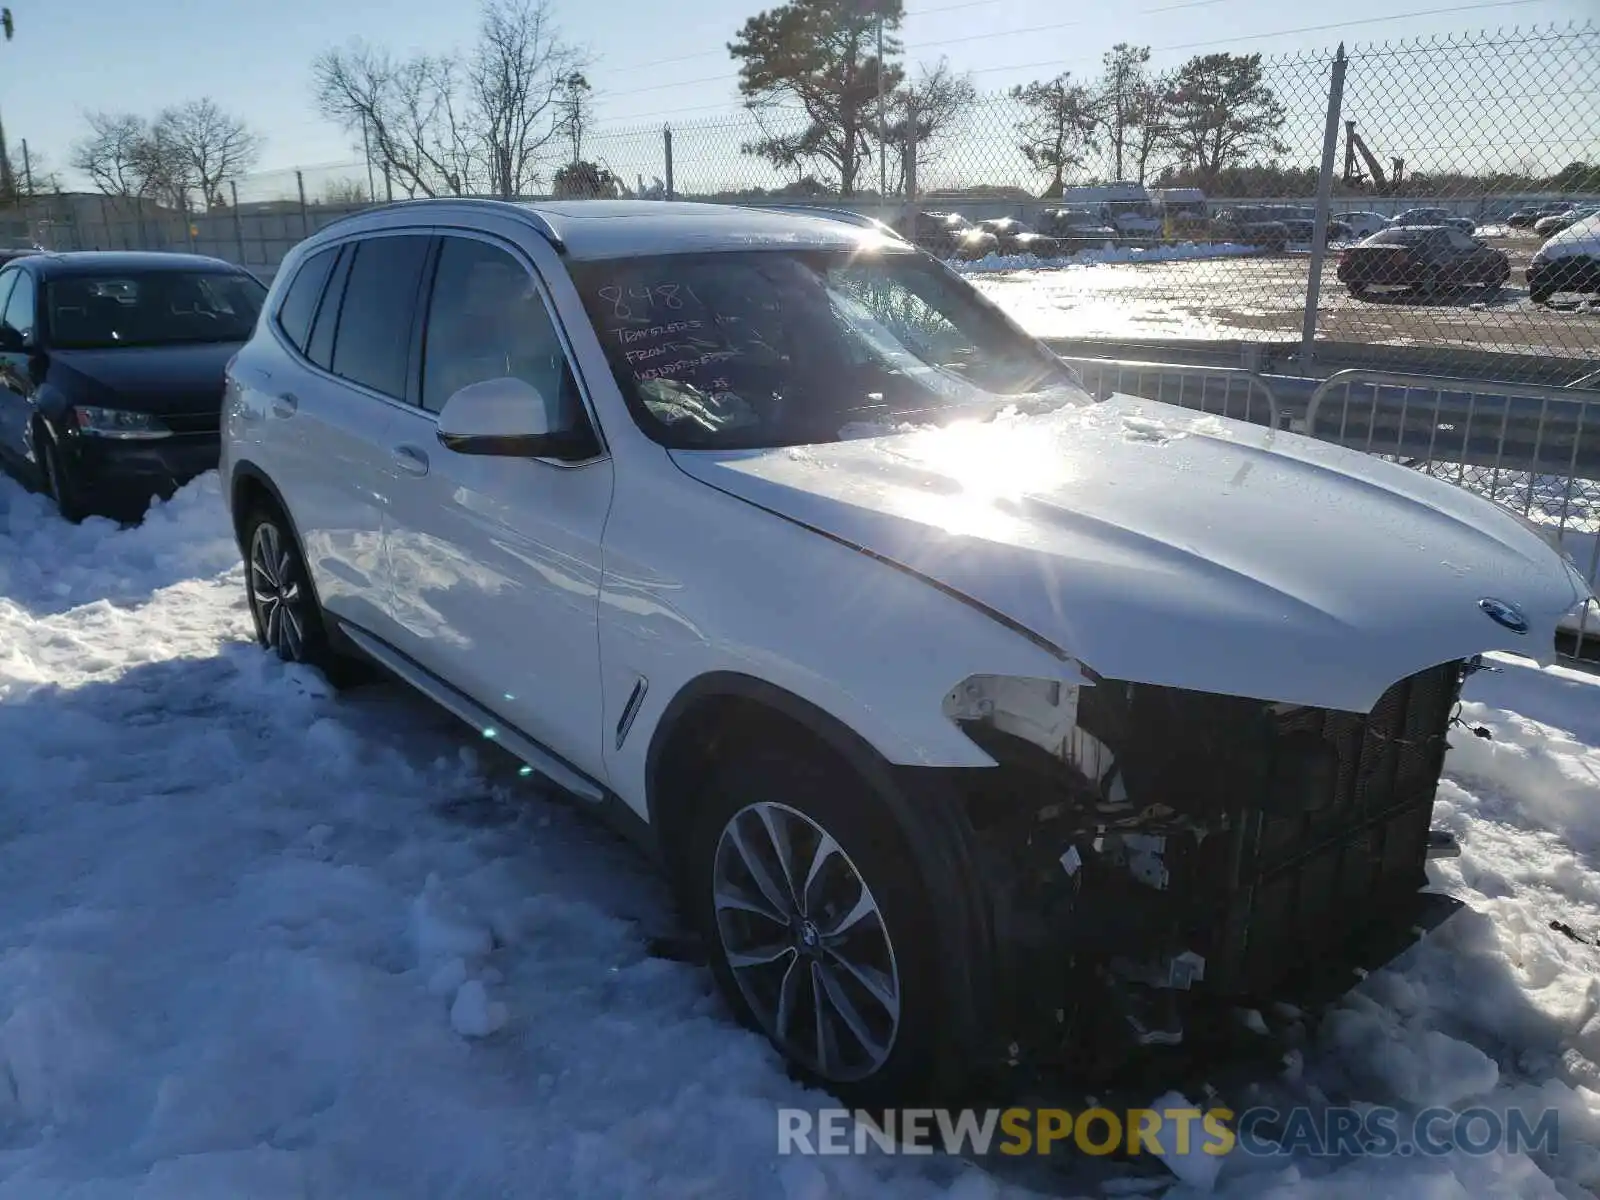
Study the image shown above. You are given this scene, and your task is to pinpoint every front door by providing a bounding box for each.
[381,231,614,782]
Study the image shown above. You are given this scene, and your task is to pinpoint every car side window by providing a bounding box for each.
[276,246,338,353]
[329,235,432,399]
[3,273,36,343]
[419,236,587,437]
[0,271,17,327]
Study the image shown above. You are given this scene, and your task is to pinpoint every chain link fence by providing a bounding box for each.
[0,23,1593,380]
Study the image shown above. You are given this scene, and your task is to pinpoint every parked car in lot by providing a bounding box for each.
[1390,207,1476,236]
[1533,205,1599,240]
[1337,226,1510,296]
[1261,207,1352,244]
[1509,203,1575,229]
[1335,211,1391,239]
[973,217,1060,258]
[894,211,997,261]
[220,198,1589,1101]
[1209,206,1290,251]
[1528,213,1600,304]
[0,251,266,520]
[1036,207,1118,250]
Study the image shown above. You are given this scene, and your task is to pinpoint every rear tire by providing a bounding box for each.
[685,741,954,1106]
[242,505,342,675]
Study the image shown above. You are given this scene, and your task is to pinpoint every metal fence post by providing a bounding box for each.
[1300,43,1347,368]
[230,180,245,266]
[296,170,310,238]
[902,129,918,241]
[663,125,675,201]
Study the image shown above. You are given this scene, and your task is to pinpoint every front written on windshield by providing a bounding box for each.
[572,249,1082,450]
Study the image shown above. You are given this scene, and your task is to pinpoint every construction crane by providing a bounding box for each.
[1343,121,1405,194]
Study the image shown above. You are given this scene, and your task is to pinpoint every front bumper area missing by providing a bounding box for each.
[943,659,1469,1071]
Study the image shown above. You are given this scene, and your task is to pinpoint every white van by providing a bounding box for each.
[1060,182,1164,240]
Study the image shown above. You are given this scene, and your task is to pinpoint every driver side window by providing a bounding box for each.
[420,236,587,438]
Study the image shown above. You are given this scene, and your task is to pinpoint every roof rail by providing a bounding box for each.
[299,196,565,252]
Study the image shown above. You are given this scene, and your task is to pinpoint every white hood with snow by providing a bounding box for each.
[671,396,1586,713]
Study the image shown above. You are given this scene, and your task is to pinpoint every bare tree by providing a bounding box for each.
[315,42,469,198]
[150,99,263,209]
[314,0,583,200]
[1011,73,1097,196]
[469,0,585,198]
[72,112,156,198]
[878,58,975,194]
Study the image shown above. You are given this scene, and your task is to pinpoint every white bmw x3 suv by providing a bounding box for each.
[222,198,1586,1102]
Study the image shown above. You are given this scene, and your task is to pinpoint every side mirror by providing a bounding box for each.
[0,325,23,352]
[435,376,594,461]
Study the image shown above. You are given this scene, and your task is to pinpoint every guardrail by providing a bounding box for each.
[1077,358,1600,662]
[1063,357,1283,431]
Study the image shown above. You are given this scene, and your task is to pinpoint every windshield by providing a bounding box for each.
[572,248,1083,450]
[1105,200,1151,218]
[45,270,266,349]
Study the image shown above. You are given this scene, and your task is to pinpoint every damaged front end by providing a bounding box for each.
[941,661,1471,1071]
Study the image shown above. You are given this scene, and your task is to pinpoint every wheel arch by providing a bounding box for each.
[228,460,353,656]
[643,671,998,1067]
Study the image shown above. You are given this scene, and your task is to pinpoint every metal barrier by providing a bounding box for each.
[1063,357,1283,432]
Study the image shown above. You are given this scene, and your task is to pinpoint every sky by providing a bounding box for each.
[2,0,1593,195]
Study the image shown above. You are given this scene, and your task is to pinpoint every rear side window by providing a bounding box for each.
[329,235,432,399]
[276,247,337,353]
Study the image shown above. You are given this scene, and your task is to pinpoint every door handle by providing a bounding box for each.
[270,392,298,418]
[390,444,430,477]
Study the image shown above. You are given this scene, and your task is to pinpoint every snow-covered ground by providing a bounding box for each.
[0,472,1597,1198]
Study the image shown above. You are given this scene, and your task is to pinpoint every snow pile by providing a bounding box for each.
[0,470,1596,1196]
[947,240,1260,275]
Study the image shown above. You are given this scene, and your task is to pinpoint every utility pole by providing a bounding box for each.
[19,137,31,195]
[360,115,377,204]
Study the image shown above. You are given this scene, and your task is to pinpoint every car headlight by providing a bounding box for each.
[71,406,172,440]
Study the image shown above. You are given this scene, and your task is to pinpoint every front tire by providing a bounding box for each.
[687,744,950,1105]
[243,507,338,672]
[39,435,87,523]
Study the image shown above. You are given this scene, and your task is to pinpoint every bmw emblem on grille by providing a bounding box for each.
[1477,597,1528,634]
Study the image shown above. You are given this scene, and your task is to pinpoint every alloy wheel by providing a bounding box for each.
[711,801,902,1083]
[249,520,307,661]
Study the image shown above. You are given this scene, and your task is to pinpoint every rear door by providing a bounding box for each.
[258,235,432,644]
[380,229,614,781]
